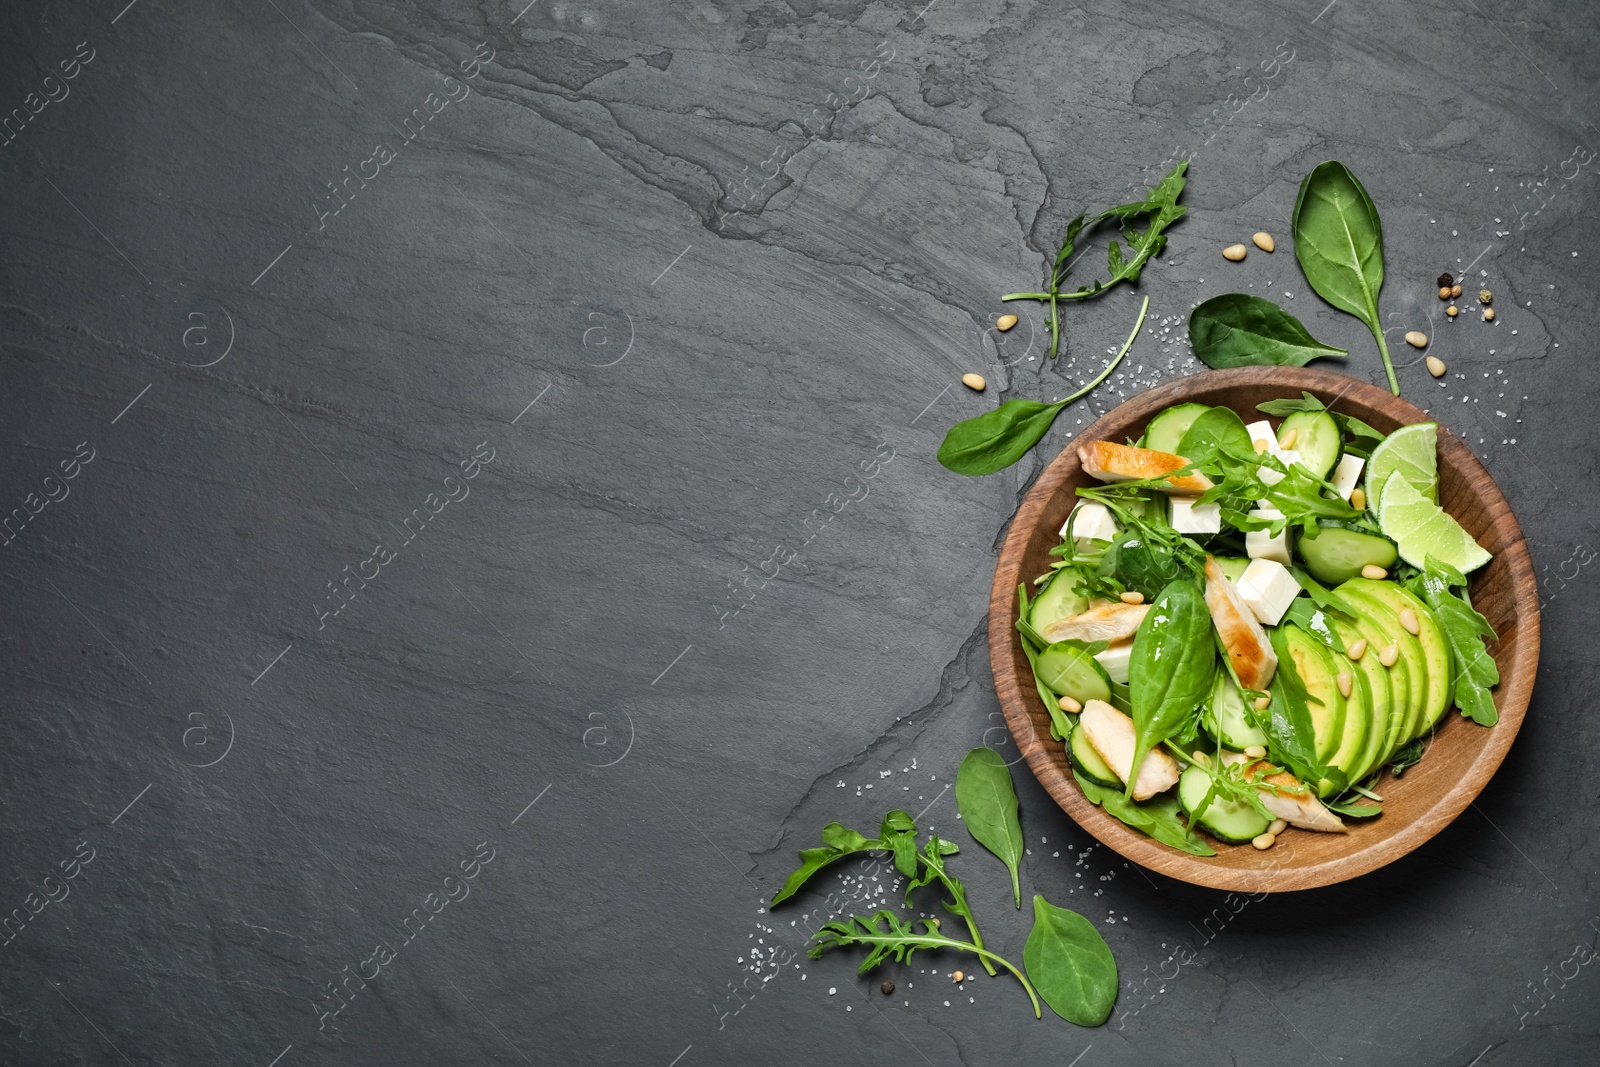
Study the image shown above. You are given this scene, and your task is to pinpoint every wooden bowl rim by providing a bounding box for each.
[988,366,1540,893]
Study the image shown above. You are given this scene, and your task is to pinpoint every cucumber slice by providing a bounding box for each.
[1297,524,1398,586]
[1030,571,1088,633]
[1177,765,1271,844]
[1279,410,1342,479]
[1068,722,1123,790]
[1203,671,1267,750]
[1035,642,1113,704]
[1141,402,1211,454]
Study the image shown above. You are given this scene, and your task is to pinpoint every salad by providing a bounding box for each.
[1016,391,1501,856]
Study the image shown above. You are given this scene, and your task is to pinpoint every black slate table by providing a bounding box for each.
[2,2,1595,1065]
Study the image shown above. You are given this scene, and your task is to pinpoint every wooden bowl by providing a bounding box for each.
[989,367,1539,892]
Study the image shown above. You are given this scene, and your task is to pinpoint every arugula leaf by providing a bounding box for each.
[1415,556,1501,725]
[1256,391,1386,458]
[773,823,881,906]
[1073,770,1215,856]
[956,748,1025,908]
[810,909,1042,1018]
[937,297,1148,475]
[1292,161,1398,394]
[1126,579,1214,796]
[1265,630,1344,793]
[1189,293,1348,369]
[1387,738,1425,776]
[1283,598,1348,654]
[1324,796,1383,819]
[1290,566,1359,619]
[1024,895,1118,1026]
[904,835,996,976]
[1001,164,1185,360]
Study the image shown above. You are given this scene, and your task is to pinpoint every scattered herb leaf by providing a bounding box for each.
[956,748,1026,908]
[1023,895,1119,1026]
[1126,578,1215,796]
[1189,293,1348,369]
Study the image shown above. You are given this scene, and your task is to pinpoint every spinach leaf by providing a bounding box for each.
[956,748,1025,908]
[1002,163,1186,359]
[1024,895,1118,1026]
[1073,770,1215,856]
[938,297,1148,475]
[1126,579,1214,796]
[1175,404,1254,461]
[1292,161,1398,394]
[1189,293,1348,369]
[1415,556,1500,725]
[1324,797,1383,819]
[1101,533,1182,599]
[1283,599,1348,654]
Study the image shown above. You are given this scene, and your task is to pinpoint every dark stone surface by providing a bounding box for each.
[1,1,1595,1065]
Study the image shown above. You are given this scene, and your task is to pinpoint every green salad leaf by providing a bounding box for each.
[1292,161,1398,394]
[1256,391,1386,458]
[1189,293,1348,369]
[1264,630,1344,794]
[1413,556,1500,725]
[1023,895,1119,1026]
[1126,578,1215,796]
[956,748,1025,908]
[1072,770,1215,856]
[1387,738,1425,776]
[938,297,1148,475]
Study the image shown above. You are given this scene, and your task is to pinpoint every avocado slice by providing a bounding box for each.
[1337,585,1427,762]
[1331,611,1408,779]
[1282,626,1367,796]
[1344,578,1451,738]
[1272,626,1346,773]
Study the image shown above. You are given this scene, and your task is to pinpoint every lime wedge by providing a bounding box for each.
[1379,474,1492,574]
[1366,422,1437,520]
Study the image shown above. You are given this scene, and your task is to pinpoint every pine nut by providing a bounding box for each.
[1059,695,1082,714]
[1243,745,1267,759]
[1120,590,1146,605]
[1253,695,1271,711]
[1350,487,1366,510]
[1268,818,1288,835]
[1404,331,1428,348]
[1252,232,1276,252]
[1251,833,1276,850]
[1438,286,1452,300]
[1445,305,1459,318]
[1337,670,1352,698]
[1451,284,1462,297]
[1484,308,1496,322]
[962,373,986,391]
[1427,355,1447,377]
[1347,638,1368,660]
[1253,438,1271,454]
[1399,607,1420,634]
[1278,427,1299,450]
[1361,564,1388,580]
[1192,750,1212,767]
[1379,642,1399,667]
[1223,243,1248,261]
[996,314,1018,331]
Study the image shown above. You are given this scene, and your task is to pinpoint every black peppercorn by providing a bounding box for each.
[1437,272,1454,287]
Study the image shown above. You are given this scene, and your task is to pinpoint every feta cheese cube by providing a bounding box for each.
[1244,420,1278,455]
[1257,449,1301,487]
[1095,639,1134,684]
[1169,496,1221,535]
[1331,453,1365,500]
[1245,507,1291,566]
[1236,558,1301,626]
[1060,501,1117,545]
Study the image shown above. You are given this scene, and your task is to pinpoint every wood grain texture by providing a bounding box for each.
[989,367,1539,893]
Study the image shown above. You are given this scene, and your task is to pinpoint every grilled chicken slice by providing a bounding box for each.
[1038,600,1150,645]
[1222,753,1347,833]
[1204,555,1278,691]
[1078,700,1182,801]
[1077,440,1214,495]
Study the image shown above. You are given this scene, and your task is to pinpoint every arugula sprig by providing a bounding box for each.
[770,810,998,976]
[1257,391,1387,459]
[809,910,1042,1018]
[1410,556,1501,725]
[1002,162,1188,359]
